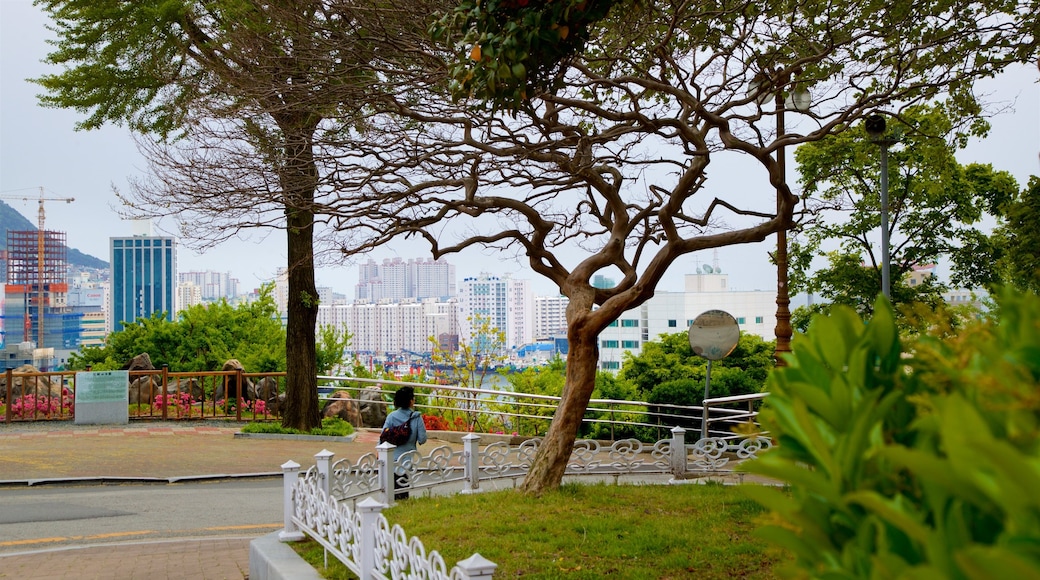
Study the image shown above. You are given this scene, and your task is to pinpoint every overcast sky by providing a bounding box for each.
[2,0,1038,298]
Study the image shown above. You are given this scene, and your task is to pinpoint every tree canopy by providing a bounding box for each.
[70,285,285,372]
[34,0,444,431]
[789,104,1020,318]
[336,0,1038,492]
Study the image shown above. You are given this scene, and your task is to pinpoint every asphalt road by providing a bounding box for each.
[0,479,283,555]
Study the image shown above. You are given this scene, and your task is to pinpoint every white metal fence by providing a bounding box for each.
[320,375,768,440]
[279,427,772,579]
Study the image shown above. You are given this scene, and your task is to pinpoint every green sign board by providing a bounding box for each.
[76,371,130,404]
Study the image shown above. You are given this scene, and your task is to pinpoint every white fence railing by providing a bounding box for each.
[319,375,768,440]
[279,427,772,579]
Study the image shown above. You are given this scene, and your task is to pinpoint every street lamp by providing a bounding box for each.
[864,113,897,299]
[750,69,810,365]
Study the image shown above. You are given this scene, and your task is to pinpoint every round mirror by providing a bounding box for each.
[688,310,740,361]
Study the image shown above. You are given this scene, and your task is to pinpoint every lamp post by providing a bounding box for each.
[864,114,896,299]
[751,69,810,365]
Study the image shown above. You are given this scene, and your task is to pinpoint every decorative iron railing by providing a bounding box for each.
[278,427,772,579]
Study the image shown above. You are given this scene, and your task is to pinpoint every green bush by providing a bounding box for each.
[742,289,1040,578]
[241,417,354,437]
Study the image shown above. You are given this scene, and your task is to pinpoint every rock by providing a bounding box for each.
[128,375,163,405]
[214,359,254,402]
[164,377,204,402]
[0,364,63,402]
[123,353,155,371]
[321,390,362,427]
[357,386,388,427]
[251,376,281,416]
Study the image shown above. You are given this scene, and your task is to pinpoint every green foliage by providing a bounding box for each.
[985,176,1040,295]
[743,289,1040,578]
[68,284,286,372]
[315,324,352,376]
[241,416,354,437]
[791,103,1020,318]
[620,332,774,399]
[430,0,620,109]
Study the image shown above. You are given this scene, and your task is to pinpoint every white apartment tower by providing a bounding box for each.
[534,295,569,339]
[355,258,456,301]
[178,270,239,301]
[458,273,533,350]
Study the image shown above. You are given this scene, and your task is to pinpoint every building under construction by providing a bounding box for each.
[2,230,82,370]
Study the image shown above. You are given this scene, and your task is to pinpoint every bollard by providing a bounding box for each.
[357,496,385,578]
[279,460,305,541]
[670,427,687,478]
[377,441,396,505]
[315,449,334,498]
[461,433,481,494]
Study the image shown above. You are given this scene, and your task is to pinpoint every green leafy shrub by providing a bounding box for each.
[241,417,354,437]
[743,289,1040,578]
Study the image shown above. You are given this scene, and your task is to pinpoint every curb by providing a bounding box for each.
[233,432,358,443]
[0,472,282,488]
[250,531,324,580]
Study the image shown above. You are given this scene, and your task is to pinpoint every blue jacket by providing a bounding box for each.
[382,408,427,462]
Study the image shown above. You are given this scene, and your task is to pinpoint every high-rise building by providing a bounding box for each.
[355,257,456,301]
[458,273,533,350]
[110,233,176,332]
[2,229,82,369]
[178,270,239,301]
[534,295,568,339]
[177,281,203,313]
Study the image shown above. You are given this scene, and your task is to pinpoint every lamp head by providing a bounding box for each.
[864,114,887,138]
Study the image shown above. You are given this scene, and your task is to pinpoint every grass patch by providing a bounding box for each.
[241,417,354,436]
[291,482,787,579]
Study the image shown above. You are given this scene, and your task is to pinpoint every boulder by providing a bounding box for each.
[321,390,362,427]
[164,377,204,402]
[251,376,281,416]
[357,386,388,428]
[0,364,63,402]
[214,359,254,402]
[128,375,162,405]
[123,353,155,371]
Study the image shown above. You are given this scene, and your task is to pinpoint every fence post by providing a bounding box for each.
[4,368,12,423]
[315,449,334,499]
[279,460,305,541]
[461,433,481,494]
[377,441,396,505]
[455,553,498,580]
[235,368,243,421]
[161,365,169,421]
[670,427,687,477]
[357,496,385,579]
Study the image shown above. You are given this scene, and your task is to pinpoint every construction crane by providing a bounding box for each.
[0,187,75,349]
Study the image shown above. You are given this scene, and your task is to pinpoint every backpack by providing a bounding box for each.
[379,412,417,446]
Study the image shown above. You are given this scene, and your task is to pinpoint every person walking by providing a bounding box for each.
[381,386,427,500]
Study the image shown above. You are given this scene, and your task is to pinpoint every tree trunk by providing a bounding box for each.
[519,319,600,494]
[279,124,321,432]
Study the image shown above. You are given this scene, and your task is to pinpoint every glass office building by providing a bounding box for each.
[110,236,176,332]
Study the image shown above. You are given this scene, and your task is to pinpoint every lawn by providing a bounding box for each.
[293,481,788,579]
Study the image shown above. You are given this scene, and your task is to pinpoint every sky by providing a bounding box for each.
[1,0,1038,299]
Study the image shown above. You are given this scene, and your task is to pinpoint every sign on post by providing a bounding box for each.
[688,310,740,439]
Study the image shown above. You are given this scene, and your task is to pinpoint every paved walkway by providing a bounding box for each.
[0,420,385,579]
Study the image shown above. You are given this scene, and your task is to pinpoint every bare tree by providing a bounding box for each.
[37,0,446,431]
[315,0,1038,492]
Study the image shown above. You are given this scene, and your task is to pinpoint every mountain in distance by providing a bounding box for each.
[0,201,108,270]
